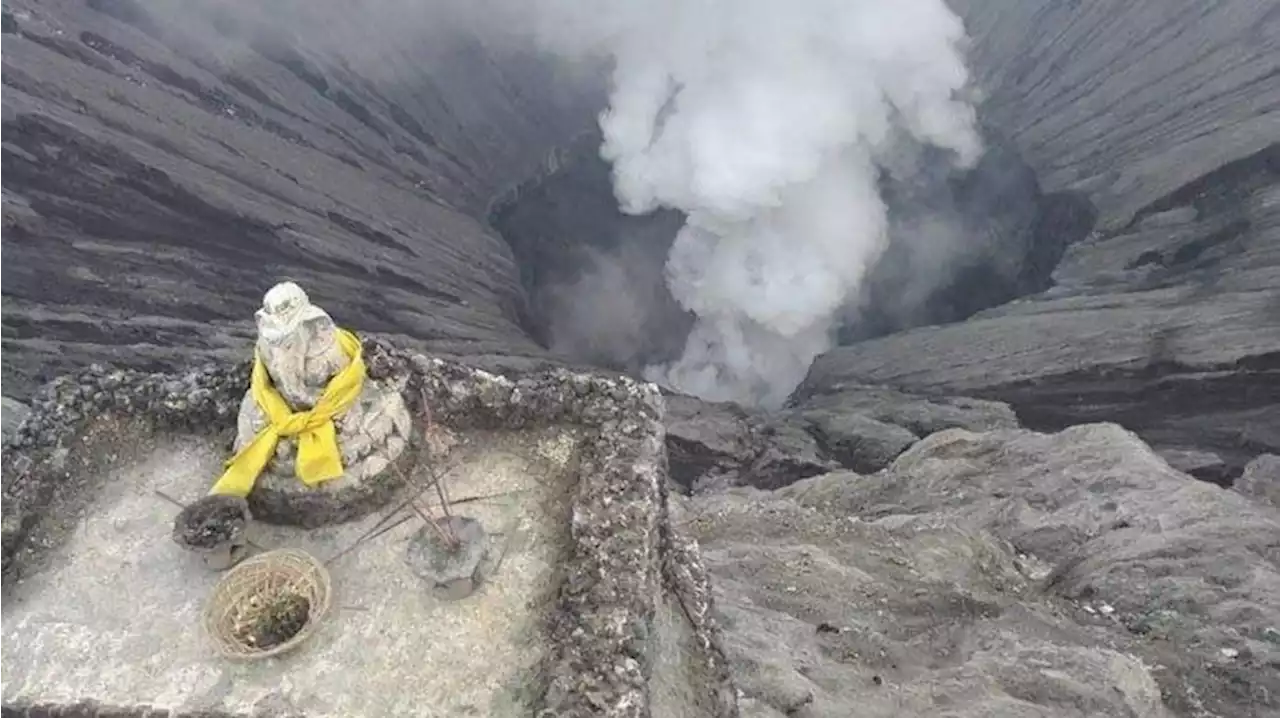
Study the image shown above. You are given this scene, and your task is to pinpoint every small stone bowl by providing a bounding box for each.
[172,495,252,571]
[405,515,489,601]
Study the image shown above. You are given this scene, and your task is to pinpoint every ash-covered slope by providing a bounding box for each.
[802,1,1280,479]
[1,0,600,399]
[952,0,1279,228]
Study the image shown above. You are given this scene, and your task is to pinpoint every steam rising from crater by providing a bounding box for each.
[146,0,983,407]
[497,0,984,405]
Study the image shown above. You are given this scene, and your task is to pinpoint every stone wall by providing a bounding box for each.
[0,339,739,718]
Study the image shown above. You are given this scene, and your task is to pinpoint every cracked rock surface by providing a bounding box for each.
[664,386,1021,493]
[684,423,1280,718]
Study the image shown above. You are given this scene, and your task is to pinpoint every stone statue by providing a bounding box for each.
[253,281,351,409]
[235,282,412,495]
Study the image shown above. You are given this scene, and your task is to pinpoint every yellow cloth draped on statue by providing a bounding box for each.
[209,328,366,497]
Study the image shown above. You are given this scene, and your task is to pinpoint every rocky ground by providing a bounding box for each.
[682,423,1280,718]
[3,0,1280,716]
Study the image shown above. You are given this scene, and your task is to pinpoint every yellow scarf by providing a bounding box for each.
[209,328,366,497]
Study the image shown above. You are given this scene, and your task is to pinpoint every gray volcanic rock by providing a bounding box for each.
[1158,448,1231,486]
[799,0,1280,480]
[794,411,917,476]
[663,394,834,494]
[790,382,1019,436]
[0,399,31,441]
[1236,454,1280,508]
[1,0,600,399]
[952,0,1280,230]
[687,422,1280,718]
[792,383,1019,478]
[665,385,1021,492]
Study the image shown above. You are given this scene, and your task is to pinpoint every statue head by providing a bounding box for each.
[256,281,331,345]
[254,282,345,406]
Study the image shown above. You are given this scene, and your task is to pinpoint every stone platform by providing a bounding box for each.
[0,341,739,718]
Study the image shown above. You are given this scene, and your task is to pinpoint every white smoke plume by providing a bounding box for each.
[479,0,984,406]
[141,0,983,407]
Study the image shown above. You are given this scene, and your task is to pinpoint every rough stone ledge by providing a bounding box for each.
[1,338,739,718]
[659,518,739,715]
[0,701,256,717]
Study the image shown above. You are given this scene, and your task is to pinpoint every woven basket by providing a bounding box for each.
[203,548,332,660]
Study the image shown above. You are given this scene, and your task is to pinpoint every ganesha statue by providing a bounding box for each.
[214,281,412,526]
